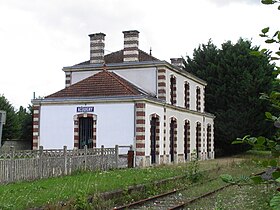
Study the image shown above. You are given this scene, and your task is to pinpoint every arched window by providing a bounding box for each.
[170,117,177,162]
[184,120,190,160]
[207,124,212,158]
[170,76,176,105]
[150,114,160,164]
[184,82,190,109]
[196,87,201,112]
[196,122,201,159]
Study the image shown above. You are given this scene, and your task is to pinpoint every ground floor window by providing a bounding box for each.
[207,124,212,157]
[184,120,190,160]
[170,118,177,162]
[150,117,157,164]
[150,114,160,164]
[196,122,201,158]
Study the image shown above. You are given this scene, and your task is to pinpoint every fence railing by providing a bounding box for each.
[0,145,130,184]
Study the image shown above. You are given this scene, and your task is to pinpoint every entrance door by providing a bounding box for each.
[79,117,93,149]
[150,117,156,164]
[170,120,175,162]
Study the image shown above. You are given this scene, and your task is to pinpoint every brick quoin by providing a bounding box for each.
[136,119,145,124]
[136,103,145,108]
[158,89,166,94]
[136,143,145,148]
[158,75,166,80]
[158,82,166,87]
[136,127,145,132]
[158,69,166,73]
[136,111,145,116]
[136,135,145,140]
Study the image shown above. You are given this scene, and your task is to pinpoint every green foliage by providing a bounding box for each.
[0,95,20,140]
[186,154,203,183]
[220,174,234,183]
[0,95,32,143]
[227,1,280,208]
[183,39,276,155]
[270,192,280,210]
[17,105,33,142]
[74,189,91,210]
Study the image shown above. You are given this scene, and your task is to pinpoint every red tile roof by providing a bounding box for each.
[46,70,146,98]
[73,49,159,66]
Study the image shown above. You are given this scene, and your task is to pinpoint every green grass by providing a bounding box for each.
[0,164,189,209]
[186,184,276,210]
[0,152,274,209]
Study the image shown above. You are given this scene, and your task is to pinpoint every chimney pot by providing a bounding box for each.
[123,30,140,62]
[170,58,184,68]
[89,33,106,64]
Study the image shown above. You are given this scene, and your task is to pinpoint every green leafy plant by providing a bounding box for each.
[225,2,280,209]
[186,151,203,183]
[73,189,91,210]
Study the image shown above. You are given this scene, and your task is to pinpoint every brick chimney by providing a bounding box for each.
[123,30,139,62]
[170,58,184,68]
[89,33,106,64]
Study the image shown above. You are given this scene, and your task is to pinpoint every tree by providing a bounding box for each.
[0,95,20,141]
[17,105,33,142]
[222,1,280,209]
[183,38,276,156]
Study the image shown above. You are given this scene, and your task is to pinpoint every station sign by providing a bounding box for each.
[76,106,94,113]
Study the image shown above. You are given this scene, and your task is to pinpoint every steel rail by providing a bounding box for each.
[113,170,265,210]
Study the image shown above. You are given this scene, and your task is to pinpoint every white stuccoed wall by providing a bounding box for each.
[115,67,157,95]
[71,71,100,85]
[70,67,157,95]
[144,102,214,164]
[39,103,135,149]
[166,69,205,112]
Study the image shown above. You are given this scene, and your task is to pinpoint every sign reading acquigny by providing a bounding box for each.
[76,106,94,113]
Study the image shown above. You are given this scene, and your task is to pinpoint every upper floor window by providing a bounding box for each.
[170,76,176,105]
[184,82,190,109]
[196,86,201,112]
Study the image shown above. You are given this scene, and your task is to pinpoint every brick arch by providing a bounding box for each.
[73,113,97,149]
[149,113,160,164]
[169,116,177,162]
[184,119,191,160]
[196,121,202,159]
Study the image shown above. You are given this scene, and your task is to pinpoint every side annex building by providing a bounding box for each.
[32,30,215,167]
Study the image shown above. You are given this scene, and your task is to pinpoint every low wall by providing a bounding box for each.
[0,140,32,151]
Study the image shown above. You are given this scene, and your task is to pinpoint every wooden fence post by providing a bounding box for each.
[63,146,67,175]
[115,145,119,169]
[127,145,134,168]
[101,145,104,170]
[9,146,15,182]
[84,145,87,171]
[39,146,43,178]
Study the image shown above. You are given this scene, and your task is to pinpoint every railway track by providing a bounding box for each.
[113,177,225,210]
[113,170,265,210]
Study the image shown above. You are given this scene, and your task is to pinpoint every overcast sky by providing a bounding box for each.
[0,0,279,109]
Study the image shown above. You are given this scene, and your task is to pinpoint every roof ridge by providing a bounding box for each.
[105,71,140,95]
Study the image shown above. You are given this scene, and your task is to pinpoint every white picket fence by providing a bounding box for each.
[0,145,129,184]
